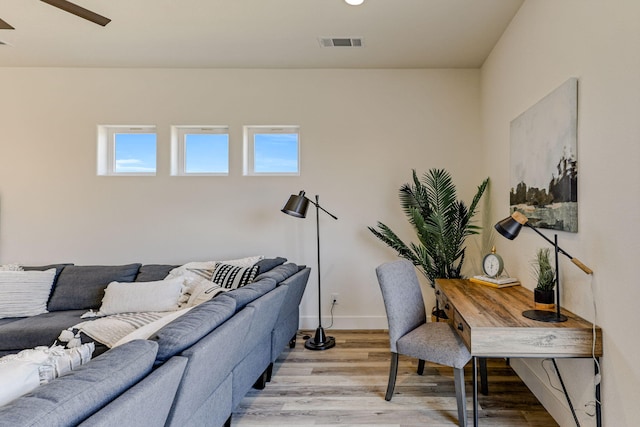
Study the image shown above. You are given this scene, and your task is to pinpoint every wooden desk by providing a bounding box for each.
[435,279,602,427]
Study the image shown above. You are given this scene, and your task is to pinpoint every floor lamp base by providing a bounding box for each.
[305,326,335,351]
[522,309,568,323]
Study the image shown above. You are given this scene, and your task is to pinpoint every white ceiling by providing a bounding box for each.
[0,0,523,69]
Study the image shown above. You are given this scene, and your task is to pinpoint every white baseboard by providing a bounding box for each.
[299,315,388,330]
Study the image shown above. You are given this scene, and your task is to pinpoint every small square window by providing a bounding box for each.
[171,126,229,176]
[185,134,229,174]
[244,126,300,176]
[97,125,157,176]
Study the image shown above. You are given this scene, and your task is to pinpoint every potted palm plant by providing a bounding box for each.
[532,248,556,310]
[369,168,489,289]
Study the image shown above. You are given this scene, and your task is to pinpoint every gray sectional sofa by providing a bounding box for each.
[0,259,310,427]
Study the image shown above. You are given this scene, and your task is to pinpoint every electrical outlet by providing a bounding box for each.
[331,293,339,305]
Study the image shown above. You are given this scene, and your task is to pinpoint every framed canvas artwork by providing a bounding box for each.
[510,78,578,233]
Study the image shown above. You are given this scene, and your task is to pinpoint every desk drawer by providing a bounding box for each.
[453,309,471,349]
[434,287,454,323]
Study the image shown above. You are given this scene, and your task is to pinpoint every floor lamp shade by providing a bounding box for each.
[281,190,337,350]
[282,191,310,218]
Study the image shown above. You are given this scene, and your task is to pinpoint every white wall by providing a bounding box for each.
[481,0,640,425]
[0,67,484,329]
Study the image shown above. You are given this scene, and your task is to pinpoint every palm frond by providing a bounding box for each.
[369,169,489,286]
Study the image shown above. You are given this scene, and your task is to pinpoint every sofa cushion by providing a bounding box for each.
[47,264,142,311]
[254,257,287,274]
[0,269,57,319]
[225,278,277,311]
[0,310,87,351]
[22,263,73,285]
[0,339,158,427]
[254,262,301,283]
[150,294,237,364]
[135,264,177,282]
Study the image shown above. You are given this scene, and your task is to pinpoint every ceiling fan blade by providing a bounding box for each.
[40,0,111,26]
[0,17,15,30]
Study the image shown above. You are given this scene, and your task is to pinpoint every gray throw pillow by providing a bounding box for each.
[135,264,177,282]
[47,264,141,311]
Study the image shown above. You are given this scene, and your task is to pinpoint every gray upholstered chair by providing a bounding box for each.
[376,259,471,427]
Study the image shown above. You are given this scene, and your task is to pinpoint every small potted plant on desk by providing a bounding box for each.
[532,247,556,310]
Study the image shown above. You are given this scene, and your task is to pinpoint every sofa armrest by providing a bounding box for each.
[78,355,187,427]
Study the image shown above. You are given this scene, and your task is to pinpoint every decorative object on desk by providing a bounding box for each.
[469,275,520,288]
[282,190,338,351]
[472,246,520,288]
[482,246,504,278]
[510,78,578,233]
[369,168,489,287]
[494,211,593,323]
[532,247,556,310]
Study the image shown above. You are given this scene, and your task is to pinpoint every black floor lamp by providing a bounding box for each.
[495,211,593,323]
[282,190,338,350]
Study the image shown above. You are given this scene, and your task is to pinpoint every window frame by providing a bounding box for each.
[171,126,230,176]
[97,125,157,176]
[243,125,300,176]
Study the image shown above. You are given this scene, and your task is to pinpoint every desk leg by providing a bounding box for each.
[473,357,479,427]
[479,357,488,395]
[595,358,601,427]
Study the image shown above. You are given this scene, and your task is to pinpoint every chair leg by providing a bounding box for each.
[417,359,425,375]
[454,367,468,427]
[385,352,399,401]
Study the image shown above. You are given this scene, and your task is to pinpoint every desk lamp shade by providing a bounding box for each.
[494,211,528,240]
[282,191,310,218]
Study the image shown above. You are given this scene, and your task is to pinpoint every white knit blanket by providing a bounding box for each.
[64,308,192,348]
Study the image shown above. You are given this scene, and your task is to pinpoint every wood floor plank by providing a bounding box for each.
[232,330,558,426]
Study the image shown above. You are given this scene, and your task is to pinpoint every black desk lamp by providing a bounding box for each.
[495,211,593,323]
[282,190,338,350]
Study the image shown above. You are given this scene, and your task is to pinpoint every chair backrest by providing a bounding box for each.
[376,260,427,353]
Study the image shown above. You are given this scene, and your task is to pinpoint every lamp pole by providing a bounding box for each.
[306,194,337,350]
[281,190,337,350]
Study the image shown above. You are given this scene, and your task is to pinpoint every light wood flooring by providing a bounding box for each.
[233,330,558,427]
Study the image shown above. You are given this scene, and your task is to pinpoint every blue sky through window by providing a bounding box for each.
[254,133,299,173]
[114,133,157,173]
[185,133,229,174]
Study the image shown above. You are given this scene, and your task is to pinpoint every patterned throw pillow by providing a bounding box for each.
[211,263,259,289]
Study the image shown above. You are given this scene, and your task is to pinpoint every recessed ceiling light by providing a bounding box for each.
[345,0,364,5]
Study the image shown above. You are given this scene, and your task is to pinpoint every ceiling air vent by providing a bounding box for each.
[319,37,364,48]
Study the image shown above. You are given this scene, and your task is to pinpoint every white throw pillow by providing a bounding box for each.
[186,279,227,307]
[0,269,56,319]
[0,359,42,407]
[0,343,94,407]
[98,278,184,315]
